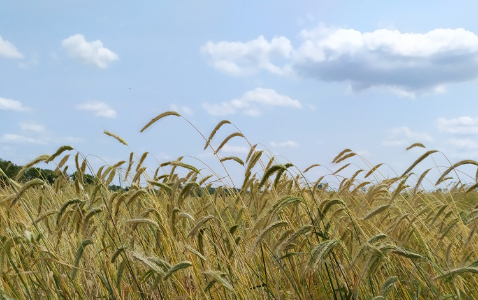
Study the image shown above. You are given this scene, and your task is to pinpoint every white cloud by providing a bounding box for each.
[202,35,292,76]
[294,27,478,96]
[76,101,117,118]
[271,141,299,148]
[203,88,301,116]
[204,27,478,96]
[0,36,23,59]
[446,138,478,149]
[0,97,28,111]
[21,122,45,133]
[1,134,48,145]
[436,116,478,134]
[220,144,250,154]
[198,144,249,159]
[155,152,172,160]
[382,126,433,147]
[1,122,82,147]
[18,56,39,69]
[62,34,118,68]
[170,104,194,116]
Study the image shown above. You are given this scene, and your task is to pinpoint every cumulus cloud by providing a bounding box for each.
[202,35,292,76]
[219,145,250,154]
[382,126,433,147]
[270,141,299,148]
[1,121,82,147]
[0,133,81,146]
[62,34,118,68]
[203,27,478,96]
[170,104,194,116]
[76,101,117,118]
[446,138,478,149]
[0,97,28,111]
[203,88,301,116]
[21,122,45,133]
[294,27,478,96]
[436,116,478,134]
[199,144,250,159]
[0,36,23,59]
[1,134,48,145]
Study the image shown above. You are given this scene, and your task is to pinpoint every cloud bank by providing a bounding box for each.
[76,101,117,118]
[203,88,301,116]
[0,36,23,59]
[203,27,478,96]
[62,34,118,68]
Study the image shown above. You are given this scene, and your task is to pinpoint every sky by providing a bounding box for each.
[3,1,478,189]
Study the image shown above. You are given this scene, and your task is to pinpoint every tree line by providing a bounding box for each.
[0,158,60,185]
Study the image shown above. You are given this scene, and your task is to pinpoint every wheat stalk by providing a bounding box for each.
[332,149,352,163]
[436,160,478,185]
[188,215,215,238]
[214,132,245,154]
[433,267,478,280]
[72,239,93,279]
[220,156,244,166]
[135,152,148,172]
[365,163,384,179]
[362,204,391,220]
[401,150,438,177]
[46,145,74,163]
[161,160,199,174]
[15,154,51,181]
[333,163,350,175]
[252,220,288,253]
[335,152,356,164]
[203,270,234,292]
[406,143,426,150]
[10,178,44,207]
[125,218,160,230]
[204,120,231,150]
[104,130,128,146]
[140,111,181,133]
[163,261,193,280]
[303,164,320,173]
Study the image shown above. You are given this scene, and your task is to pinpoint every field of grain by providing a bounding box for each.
[1,111,478,299]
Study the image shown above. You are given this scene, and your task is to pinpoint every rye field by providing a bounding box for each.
[1,112,478,299]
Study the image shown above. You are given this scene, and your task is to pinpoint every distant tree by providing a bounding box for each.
[0,159,21,179]
[0,158,61,185]
[70,172,95,185]
[23,167,60,185]
[108,184,122,192]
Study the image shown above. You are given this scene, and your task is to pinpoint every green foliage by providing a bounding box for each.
[0,158,60,185]
[70,171,95,185]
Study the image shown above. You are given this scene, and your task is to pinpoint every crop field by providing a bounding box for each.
[1,111,478,299]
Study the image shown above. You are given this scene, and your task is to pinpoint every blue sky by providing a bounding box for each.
[3,1,478,188]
